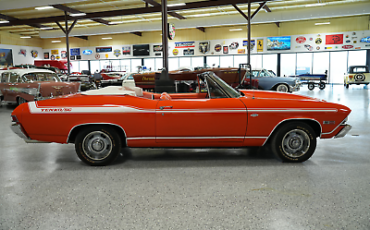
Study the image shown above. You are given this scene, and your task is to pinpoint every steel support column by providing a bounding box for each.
[65,12,71,76]
[161,0,168,73]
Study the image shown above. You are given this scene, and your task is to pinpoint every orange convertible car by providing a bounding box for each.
[11,72,351,166]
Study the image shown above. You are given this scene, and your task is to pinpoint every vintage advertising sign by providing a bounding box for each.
[31,50,38,58]
[325,34,343,45]
[223,46,228,54]
[199,41,210,54]
[153,45,163,52]
[96,47,112,53]
[229,42,239,49]
[243,40,255,50]
[237,49,246,54]
[296,36,306,44]
[95,54,100,59]
[83,49,93,55]
[342,45,354,49]
[122,46,131,55]
[70,48,80,56]
[19,49,26,57]
[51,50,59,55]
[172,49,179,56]
[44,52,49,59]
[257,39,264,52]
[214,44,222,52]
[175,41,195,48]
[360,36,370,43]
[183,48,194,56]
[114,49,121,57]
[168,23,175,40]
[61,51,67,59]
[315,38,322,45]
[0,49,13,66]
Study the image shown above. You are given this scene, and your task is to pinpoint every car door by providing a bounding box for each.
[1,72,16,102]
[155,77,248,145]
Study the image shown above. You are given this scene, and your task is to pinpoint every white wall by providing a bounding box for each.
[0,44,43,67]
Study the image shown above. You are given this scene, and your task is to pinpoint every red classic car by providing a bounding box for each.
[11,72,351,166]
[0,69,80,104]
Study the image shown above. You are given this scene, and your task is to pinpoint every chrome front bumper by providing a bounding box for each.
[335,125,352,138]
[11,123,29,140]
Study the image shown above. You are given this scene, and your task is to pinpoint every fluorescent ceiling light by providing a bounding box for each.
[40,27,54,30]
[20,36,31,39]
[102,37,112,40]
[108,21,124,25]
[0,20,9,24]
[306,3,326,7]
[51,40,61,43]
[168,3,186,7]
[70,13,86,17]
[229,28,243,31]
[191,13,211,17]
[315,22,330,25]
[35,6,53,10]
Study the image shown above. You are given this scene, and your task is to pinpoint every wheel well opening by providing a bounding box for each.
[272,83,289,90]
[68,124,127,147]
[265,119,322,145]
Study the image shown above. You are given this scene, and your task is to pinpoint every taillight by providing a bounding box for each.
[11,115,19,124]
[349,75,354,79]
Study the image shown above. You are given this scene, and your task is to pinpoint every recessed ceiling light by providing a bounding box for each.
[35,6,53,10]
[20,36,31,39]
[315,22,330,25]
[168,3,186,7]
[40,27,54,30]
[70,13,86,17]
[0,20,9,24]
[51,40,61,43]
[229,28,243,31]
[102,37,112,40]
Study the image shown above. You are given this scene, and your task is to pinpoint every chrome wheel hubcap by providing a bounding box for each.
[277,85,288,92]
[82,131,113,160]
[282,129,310,158]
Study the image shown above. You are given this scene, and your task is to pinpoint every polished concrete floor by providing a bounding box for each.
[1,85,370,230]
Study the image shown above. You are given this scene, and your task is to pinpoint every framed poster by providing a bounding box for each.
[44,52,50,59]
[223,46,228,54]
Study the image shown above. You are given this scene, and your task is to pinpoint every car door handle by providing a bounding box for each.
[159,106,173,110]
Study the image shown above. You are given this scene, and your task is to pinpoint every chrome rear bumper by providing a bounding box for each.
[11,123,50,143]
[335,125,352,138]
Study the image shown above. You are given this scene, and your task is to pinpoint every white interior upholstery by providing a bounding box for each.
[81,86,137,96]
[124,86,143,97]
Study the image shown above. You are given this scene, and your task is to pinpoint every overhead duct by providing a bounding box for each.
[40,2,370,38]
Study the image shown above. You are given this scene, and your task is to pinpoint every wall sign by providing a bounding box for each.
[229,42,239,49]
[122,46,131,55]
[114,49,121,57]
[199,41,210,54]
[70,48,80,56]
[267,36,291,50]
[51,50,59,55]
[325,34,343,45]
[175,41,195,48]
[19,49,26,57]
[296,36,306,44]
[237,49,245,54]
[315,38,322,45]
[360,36,370,43]
[257,39,264,52]
[95,53,100,59]
[223,46,228,54]
[44,52,49,59]
[31,50,38,58]
[61,51,67,59]
[342,45,353,49]
[214,44,222,52]
[153,45,163,52]
[172,49,179,56]
[243,40,255,50]
[83,49,93,55]
[183,48,194,56]
[168,23,175,40]
[0,49,13,66]
[96,47,112,53]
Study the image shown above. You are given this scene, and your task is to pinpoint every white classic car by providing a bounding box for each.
[344,65,370,88]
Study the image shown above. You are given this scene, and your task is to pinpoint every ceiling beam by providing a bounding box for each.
[52,4,111,25]
[262,4,271,12]
[0,0,273,27]
[232,4,249,21]
[251,2,266,19]
[275,22,280,27]
[196,27,205,32]
[0,13,49,29]
[233,1,266,21]
[142,0,186,20]
[131,32,142,36]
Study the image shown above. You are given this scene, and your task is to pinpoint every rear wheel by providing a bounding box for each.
[270,122,317,162]
[319,82,326,90]
[346,84,349,89]
[75,126,122,166]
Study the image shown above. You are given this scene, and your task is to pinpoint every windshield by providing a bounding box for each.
[207,72,241,98]
[69,76,89,82]
[22,72,61,82]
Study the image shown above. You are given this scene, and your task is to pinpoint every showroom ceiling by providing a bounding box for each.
[0,0,368,38]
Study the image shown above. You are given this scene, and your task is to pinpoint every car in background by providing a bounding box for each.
[68,74,97,91]
[11,71,351,166]
[0,69,80,104]
[344,65,370,88]
[101,72,136,88]
[249,68,300,92]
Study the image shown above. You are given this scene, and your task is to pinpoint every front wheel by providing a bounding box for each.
[308,83,315,90]
[75,126,122,166]
[276,84,289,92]
[270,122,317,162]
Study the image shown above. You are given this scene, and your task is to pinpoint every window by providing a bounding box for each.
[144,58,155,71]
[9,73,19,83]
[80,61,89,72]
[1,73,9,82]
[251,55,263,69]
[206,56,220,68]
[281,53,296,77]
[348,50,366,67]
[191,57,204,69]
[90,60,100,72]
[111,60,121,71]
[330,51,347,84]
[121,59,131,72]
[206,77,228,99]
[262,54,277,75]
[296,53,312,75]
[155,58,163,71]
[234,55,247,68]
[313,52,329,75]
[168,57,179,71]
[179,57,191,68]
[131,59,142,72]
[71,61,80,73]
[352,66,369,73]
[126,73,135,80]
[252,70,260,77]
[220,56,233,68]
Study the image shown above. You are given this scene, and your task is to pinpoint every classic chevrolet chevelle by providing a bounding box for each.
[11,72,352,166]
